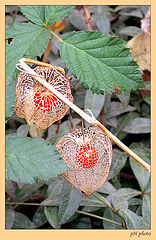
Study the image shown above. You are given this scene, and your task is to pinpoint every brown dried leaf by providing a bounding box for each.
[141,8,151,33]
[127,32,150,71]
[56,127,113,197]
[15,66,73,129]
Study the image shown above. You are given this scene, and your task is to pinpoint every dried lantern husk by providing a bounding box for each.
[15,66,73,129]
[56,127,113,196]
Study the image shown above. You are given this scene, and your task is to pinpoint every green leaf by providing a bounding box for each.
[6,23,51,79]
[128,198,142,206]
[14,182,44,202]
[59,31,144,94]
[142,193,151,228]
[105,102,135,119]
[103,208,123,229]
[97,181,116,194]
[58,180,82,224]
[5,85,16,122]
[5,206,15,229]
[72,217,92,229]
[108,149,127,179]
[19,5,45,26]
[12,211,35,229]
[143,95,151,106]
[44,206,61,228]
[122,118,151,134]
[129,143,150,191]
[84,90,105,119]
[16,125,30,137]
[119,26,144,37]
[112,198,128,210]
[120,209,149,229]
[5,180,16,198]
[33,207,47,228]
[117,91,130,106]
[107,188,142,203]
[45,5,75,25]
[5,136,69,183]
[68,9,86,30]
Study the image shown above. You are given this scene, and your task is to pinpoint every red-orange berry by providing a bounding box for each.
[76,146,98,168]
[33,90,57,112]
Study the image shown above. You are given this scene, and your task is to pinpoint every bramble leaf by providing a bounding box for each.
[5,85,16,122]
[45,5,75,25]
[19,5,45,26]
[59,31,144,94]
[5,136,69,183]
[6,23,51,79]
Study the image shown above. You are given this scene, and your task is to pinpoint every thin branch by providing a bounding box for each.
[6,202,127,228]
[91,192,126,225]
[16,58,151,173]
[42,36,53,63]
[76,210,127,228]
[83,5,93,31]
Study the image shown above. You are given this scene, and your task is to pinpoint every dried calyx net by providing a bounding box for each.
[15,66,73,129]
[56,126,113,196]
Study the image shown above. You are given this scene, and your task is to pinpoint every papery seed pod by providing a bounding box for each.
[15,66,73,129]
[56,127,113,196]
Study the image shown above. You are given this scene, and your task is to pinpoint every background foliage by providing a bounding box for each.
[5,5,151,230]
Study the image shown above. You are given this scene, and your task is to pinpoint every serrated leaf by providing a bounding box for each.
[58,180,82,224]
[33,207,47,228]
[59,31,144,94]
[142,193,151,228]
[5,136,69,183]
[44,206,61,228]
[107,188,142,203]
[105,102,135,119]
[5,206,15,229]
[5,85,16,122]
[19,5,45,25]
[129,143,150,191]
[45,5,75,25]
[103,208,123,229]
[120,209,149,229]
[122,118,151,134]
[108,149,127,179]
[6,23,51,79]
[84,90,105,119]
[12,211,35,229]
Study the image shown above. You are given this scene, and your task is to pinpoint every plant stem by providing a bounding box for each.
[114,99,142,136]
[91,192,125,223]
[83,5,93,31]
[16,58,151,173]
[42,36,53,63]
[50,30,63,42]
[11,7,18,26]
[6,202,126,228]
[76,210,127,228]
